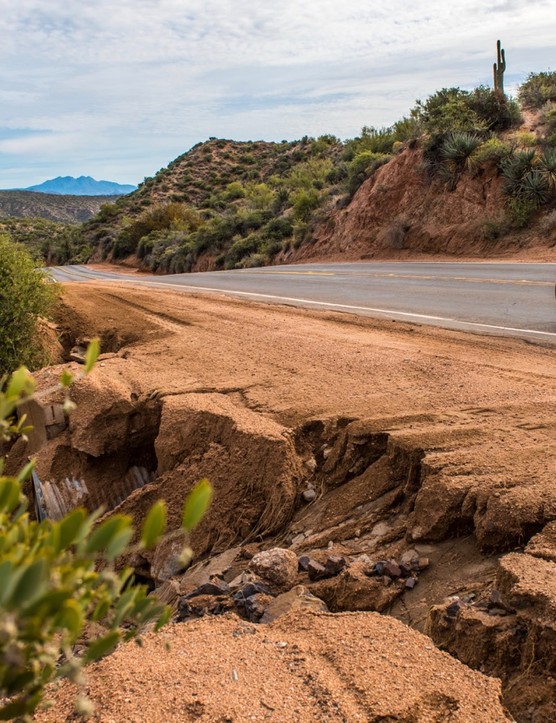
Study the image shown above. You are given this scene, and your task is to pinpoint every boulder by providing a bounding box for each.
[249,548,298,590]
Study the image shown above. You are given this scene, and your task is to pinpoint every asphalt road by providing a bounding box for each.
[48,262,556,344]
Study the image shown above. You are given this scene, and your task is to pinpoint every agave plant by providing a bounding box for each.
[501,149,537,196]
[538,148,556,192]
[519,170,550,207]
[441,131,483,171]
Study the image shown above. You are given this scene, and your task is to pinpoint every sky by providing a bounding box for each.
[0,0,554,188]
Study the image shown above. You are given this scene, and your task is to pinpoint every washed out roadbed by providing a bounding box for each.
[21,281,556,722]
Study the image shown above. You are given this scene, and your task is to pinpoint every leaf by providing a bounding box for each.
[58,508,88,550]
[140,500,167,549]
[16,460,35,483]
[84,515,132,556]
[0,560,18,605]
[9,559,48,609]
[182,479,212,531]
[154,605,172,631]
[53,599,84,639]
[84,338,100,374]
[59,369,74,388]
[0,479,21,513]
[105,527,133,561]
[83,630,120,663]
[5,367,35,400]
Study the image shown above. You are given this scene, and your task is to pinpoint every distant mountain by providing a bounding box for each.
[23,176,136,196]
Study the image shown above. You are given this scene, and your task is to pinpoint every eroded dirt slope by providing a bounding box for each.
[17,282,556,722]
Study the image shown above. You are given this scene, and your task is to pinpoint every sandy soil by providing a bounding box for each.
[28,280,556,721]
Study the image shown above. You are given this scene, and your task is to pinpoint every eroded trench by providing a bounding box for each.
[11,376,556,722]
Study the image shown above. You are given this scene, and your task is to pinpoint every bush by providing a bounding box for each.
[519,71,556,109]
[347,151,391,194]
[0,238,57,376]
[0,363,212,719]
[474,137,513,165]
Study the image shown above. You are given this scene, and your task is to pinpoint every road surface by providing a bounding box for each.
[48,262,556,344]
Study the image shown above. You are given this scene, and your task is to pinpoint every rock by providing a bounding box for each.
[307,559,327,581]
[401,549,418,565]
[228,570,258,590]
[177,594,234,620]
[302,489,316,502]
[177,547,242,593]
[304,456,317,473]
[488,607,508,617]
[291,532,306,546]
[324,555,348,578]
[405,577,418,589]
[417,557,430,571]
[233,582,272,607]
[445,598,465,619]
[248,548,298,590]
[309,562,403,612]
[244,593,273,622]
[260,585,328,624]
[383,560,402,578]
[183,579,230,599]
[382,576,392,587]
[399,563,412,578]
[298,555,311,572]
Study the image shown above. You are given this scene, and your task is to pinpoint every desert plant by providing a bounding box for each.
[538,148,556,191]
[518,71,556,109]
[474,136,513,165]
[0,238,58,376]
[347,151,391,194]
[0,361,212,719]
[519,171,550,207]
[441,131,482,172]
[500,150,536,196]
[493,40,506,95]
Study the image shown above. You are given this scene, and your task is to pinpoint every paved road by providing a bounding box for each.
[48,262,556,344]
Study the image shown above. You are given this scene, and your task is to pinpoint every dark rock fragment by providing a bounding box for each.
[307,560,327,581]
[298,555,311,572]
[183,579,230,599]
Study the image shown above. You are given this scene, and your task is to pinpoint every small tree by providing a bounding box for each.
[0,237,57,376]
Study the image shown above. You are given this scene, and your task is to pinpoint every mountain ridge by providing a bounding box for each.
[20,175,136,196]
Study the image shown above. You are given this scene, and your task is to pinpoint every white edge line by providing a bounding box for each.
[66,275,556,340]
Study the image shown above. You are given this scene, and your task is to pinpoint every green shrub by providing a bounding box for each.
[0,238,58,376]
[474,137,513,165]
[0,363,212,719]
[347,151,392,194]
[518,71,556,109]
[291,188,321,222]
[516,131,537,148]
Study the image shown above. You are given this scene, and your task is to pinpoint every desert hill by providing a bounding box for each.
[0,190,121,223]
[75,76,556,272]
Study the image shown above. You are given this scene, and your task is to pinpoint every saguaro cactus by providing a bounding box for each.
[493,39,506,95]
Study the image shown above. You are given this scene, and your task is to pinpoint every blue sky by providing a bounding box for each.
[0,0,554,187]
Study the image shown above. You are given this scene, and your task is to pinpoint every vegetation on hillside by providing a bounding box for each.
[16,68,556,272]
[0,238,58,375]
[0,218,91,265]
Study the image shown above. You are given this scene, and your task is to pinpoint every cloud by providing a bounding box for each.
[0,1,554,186]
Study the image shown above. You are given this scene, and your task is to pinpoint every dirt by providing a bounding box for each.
[35,611,511,722]
[15,281,556,721]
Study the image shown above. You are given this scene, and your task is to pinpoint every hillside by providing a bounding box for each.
[0,190,121,223]
[23,175,136,196]
[77,75,556,272]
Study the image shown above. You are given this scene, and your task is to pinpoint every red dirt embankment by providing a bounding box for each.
[284,148,556,264]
